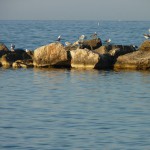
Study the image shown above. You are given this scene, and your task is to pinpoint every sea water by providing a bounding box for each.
[0,21,150,150]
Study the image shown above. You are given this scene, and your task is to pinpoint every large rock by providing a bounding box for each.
[70,48,112,69]
[33,43,70,67]
[70,48,99,68]
[79,38,102,50]
[0,43,9,51]
[0,50,33,67]
[114,40,150,70]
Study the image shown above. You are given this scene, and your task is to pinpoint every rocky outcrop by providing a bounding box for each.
[33,42,70,68]
[114,40,150,70]
[1,40,149,70]
[33,43,137,69]
[0,50,33,68]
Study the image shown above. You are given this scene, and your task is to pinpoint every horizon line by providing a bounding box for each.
[0,19,150,22]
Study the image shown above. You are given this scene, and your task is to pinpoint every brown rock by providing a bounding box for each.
[33,43,70,68]
[138,40,150,51]
[70,48,112,69]
[0,50,33,68]
[0,43,9,51]
[94,45,137,58]
[70,48,99,69]
[114,41,150,70]
[80,38,102,50]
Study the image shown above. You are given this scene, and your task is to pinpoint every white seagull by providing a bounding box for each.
[79,35,87,41]
[65,42,72,46]
[57,35,61,42]
[143,29,150,39]
[143,34,150,39]
[90,32,98,39]
[10,44,15,51]
[105,38,111,44]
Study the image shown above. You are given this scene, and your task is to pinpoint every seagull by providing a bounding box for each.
[25,49,29,52]
[90,32,98,39]
[78,35,87,48]
[79,35,87,41]
[65,42,72,46]
[143,34,150,39]
[56,35,61,42]
[104,38,111,44]
[132,45,138,50]
[143,29,150,39]
[10,44,15,51]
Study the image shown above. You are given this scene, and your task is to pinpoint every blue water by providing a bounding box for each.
[0,20,150,50]
[0,21,150,150]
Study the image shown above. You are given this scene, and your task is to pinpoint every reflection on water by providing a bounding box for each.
[0,68,150,149]
[1,20,150,149]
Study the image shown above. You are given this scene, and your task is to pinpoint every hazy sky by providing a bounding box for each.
[0,0,149,20]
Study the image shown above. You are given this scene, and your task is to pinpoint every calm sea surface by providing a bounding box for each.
[0,21,150,150]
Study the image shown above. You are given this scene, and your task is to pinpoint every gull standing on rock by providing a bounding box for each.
[90,32,98,39]
[143,34,150,39]
[104,38,111,44]
[143,29,150,39]
[78,35,87,48]
[10,44,15,51]
[56,35,61,42]
[65,42,72,46]
[79,35,87,41]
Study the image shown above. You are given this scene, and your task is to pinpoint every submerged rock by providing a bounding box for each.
[33,42,70,68]
[114,40,150,70]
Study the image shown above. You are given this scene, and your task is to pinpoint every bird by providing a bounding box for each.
[143,29,150,39]
[79,35,87,41]
[56,35,61,42]
[65,42,72,46]
[10,44,15,51]
[90,32,98,39]
[78,35,87,48]
[132,45,138,50]
[143,34,150,39]
[25,49,29,52]
[104,38,111,44]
